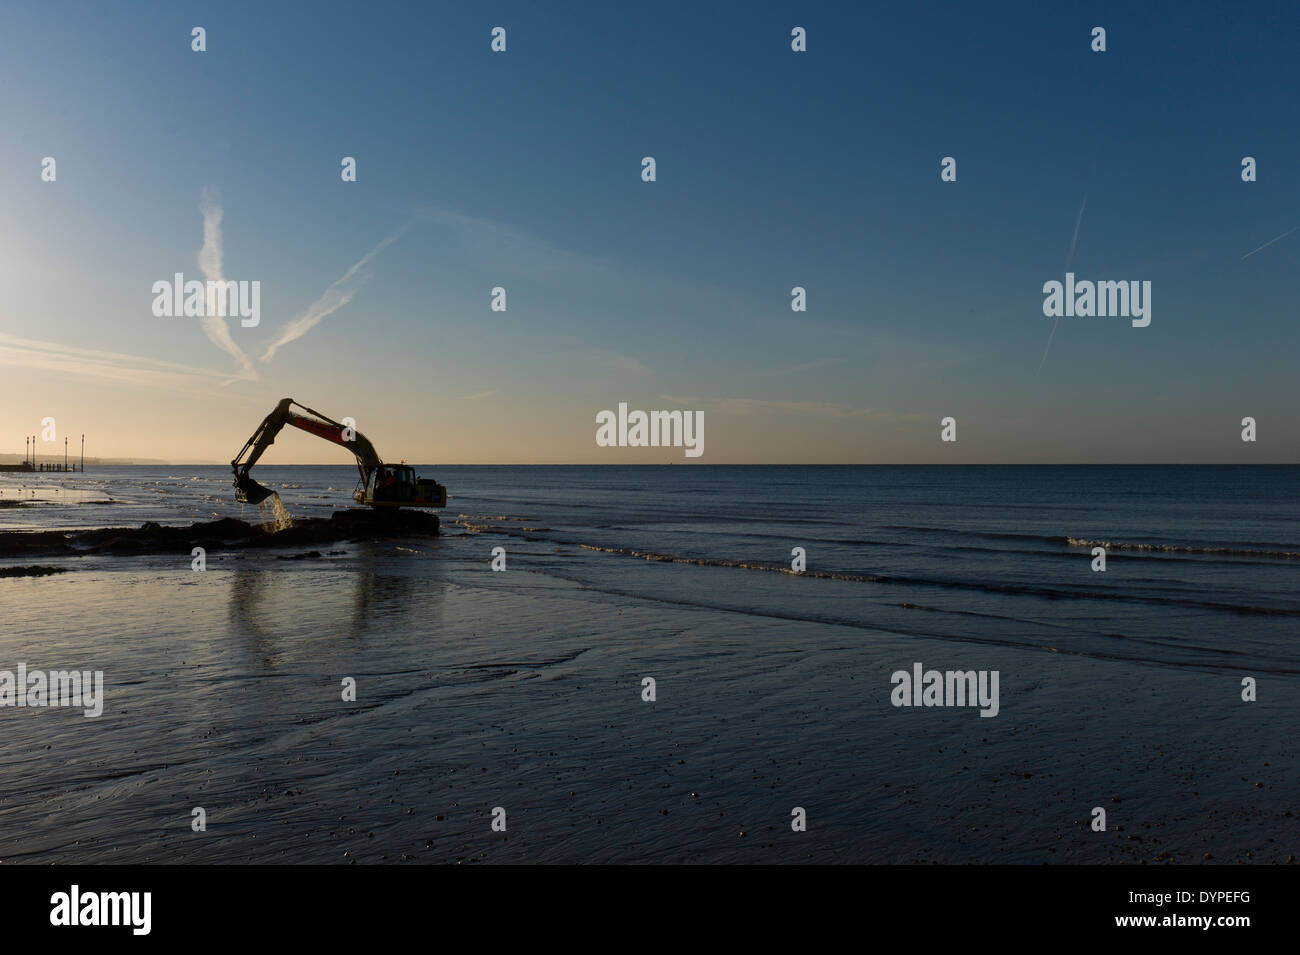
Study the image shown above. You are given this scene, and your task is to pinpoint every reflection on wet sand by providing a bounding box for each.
[227,562,444,667]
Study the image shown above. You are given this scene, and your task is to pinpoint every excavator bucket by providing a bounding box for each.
[234,471,275,505]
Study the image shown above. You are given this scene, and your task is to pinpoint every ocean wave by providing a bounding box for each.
[886,525,1300,559]
[544,575,1300,675]
[1066,538,1300,559]
[884,524,1059,543]
[568,543,1300,616]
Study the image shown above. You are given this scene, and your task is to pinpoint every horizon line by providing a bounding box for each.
[22,461,1300,468]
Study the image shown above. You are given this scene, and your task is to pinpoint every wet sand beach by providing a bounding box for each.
[1,465,1297,864]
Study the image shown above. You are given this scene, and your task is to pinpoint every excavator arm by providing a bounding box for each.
[231,398,382,504]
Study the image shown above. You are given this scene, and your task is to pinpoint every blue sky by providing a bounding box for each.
[0,0,1296,463]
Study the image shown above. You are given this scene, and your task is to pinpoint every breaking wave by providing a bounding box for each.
[1065,538,1300,560]
[569,543,1300,616]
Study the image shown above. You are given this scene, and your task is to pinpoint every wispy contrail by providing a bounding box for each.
[1240,224,1299,260]
[0,331,254,396]
[1065,194,1087,264]
[1038,194,1087,376]
[197,188,258,379]
[260,228,405,363]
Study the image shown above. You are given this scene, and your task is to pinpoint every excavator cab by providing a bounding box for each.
[365,465,413,504]
[359,464,445,508]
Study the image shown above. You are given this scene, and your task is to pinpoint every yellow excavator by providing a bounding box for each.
[231,398,446,509]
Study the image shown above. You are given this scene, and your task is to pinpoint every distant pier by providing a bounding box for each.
[0,461,79,472]
[3,434,86,472]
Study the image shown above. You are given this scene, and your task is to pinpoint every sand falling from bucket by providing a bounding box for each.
[256,491,294,532]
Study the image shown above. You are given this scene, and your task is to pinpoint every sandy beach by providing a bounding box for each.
[1,465,1296,864]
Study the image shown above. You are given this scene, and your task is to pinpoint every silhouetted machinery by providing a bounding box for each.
[231,398,446,509]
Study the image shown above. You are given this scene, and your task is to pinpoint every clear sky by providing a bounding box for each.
[1,0,1296,464]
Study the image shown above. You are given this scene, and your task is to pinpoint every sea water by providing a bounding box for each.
[0,465,1296,863]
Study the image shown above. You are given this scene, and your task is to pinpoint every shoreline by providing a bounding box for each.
[0,510,441,559]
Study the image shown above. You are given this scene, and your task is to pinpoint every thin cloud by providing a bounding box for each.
[1240,224,1299,260]
[608,355,651,376]
[197,188,258,380]
[423,208,615,281]
[558,348,651,376]
[456,389,498,400]
[1038,193,1087,376]
[421,206,751,317]
[261,228,406,363]
[783,357,844,375]
[715,397,892,420]
[0,331,251,395]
